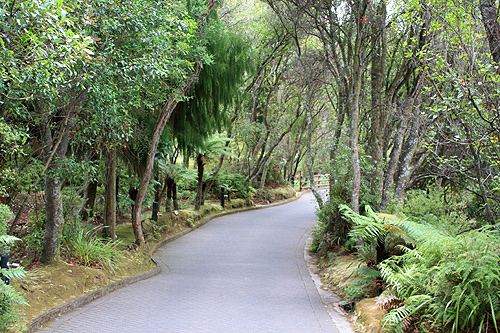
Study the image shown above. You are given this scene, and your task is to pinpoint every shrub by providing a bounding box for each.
[311,198,351,255]
[0,205,27,332]
[389,185,475,235]
[214,173,249,199]
[379,224,500,333]
[0,204,13,236]
[64,227,123,271]
[23,212,46,253]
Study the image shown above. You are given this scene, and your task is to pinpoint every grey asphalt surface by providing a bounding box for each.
[38,192,347,332]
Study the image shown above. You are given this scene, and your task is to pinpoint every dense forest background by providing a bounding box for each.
[1,0,500,331]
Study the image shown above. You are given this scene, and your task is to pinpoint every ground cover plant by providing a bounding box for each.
[333,186,500,332]
[0,204,27,332]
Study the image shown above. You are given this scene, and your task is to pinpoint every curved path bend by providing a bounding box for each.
[38,192,352,332]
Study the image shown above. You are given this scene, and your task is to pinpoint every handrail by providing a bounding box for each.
[294,173,329,191]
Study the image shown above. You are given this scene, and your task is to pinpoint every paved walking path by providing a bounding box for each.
[38,193,352,332]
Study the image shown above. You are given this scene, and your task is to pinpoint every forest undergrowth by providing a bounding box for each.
[312,185,500,333]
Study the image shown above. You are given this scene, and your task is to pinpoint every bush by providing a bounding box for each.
[64,226,123,271]
[23,212,45,253]
[379,223,500,332]
[0,205,27,332]
[389,185,476,235]
[0,204,13,235]
[310,198,351,255]
[214,173,249,199]
[253,186,295,203]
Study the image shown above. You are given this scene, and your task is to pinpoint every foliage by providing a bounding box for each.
[310,198,351,255]
[64,226,123,271]
[389,185,476,235]
[379,223,500,332]
[0,207,27,332]
[214,173,250,198]
[23,212,46,254]
[0,264,28,332]
[0,204,13,236]
[253,186,295,203]
[0,119,29,198]
[62,187,85,222]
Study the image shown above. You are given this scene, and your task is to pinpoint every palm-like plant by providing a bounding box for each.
[193,135,237,211]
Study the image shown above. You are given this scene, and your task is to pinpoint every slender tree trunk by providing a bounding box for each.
[40,112,75,264]
[394,112,428,204]
[173,182,179,211]
[194,154,204,211]
[306,101,324,208]
[479,0,500,64]
[165,177,174,212]
[104,148,117,241]
[369,2,387,197]
[329,91,346,195]
[259,159,271,189]
[380,76,424,210]
[350,63,363,213]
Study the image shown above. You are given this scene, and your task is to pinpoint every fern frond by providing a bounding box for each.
[377,293,403,311]
[0,266,26,281]
[0,283,28,306]
[391,218,449,246]
[382,305,413,333]
[0,235,20,246]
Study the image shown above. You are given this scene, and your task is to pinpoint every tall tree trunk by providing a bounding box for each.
[165,177,174,212]
[306,102,324,208]
[369,1,387,197]
[40,112,75,264]
[350,57,363,214]
[380,76,424,211]
[349,0,369,214]
[393,109,432,205]
[173,181,179,211]
[259,159,271,189]
[104,148,117,241]
[131,0,217,245]
[479,0,500,64]
[394,113,422,204]
[329,90,346,195]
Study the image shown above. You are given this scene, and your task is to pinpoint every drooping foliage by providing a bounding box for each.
[172,15,253,152]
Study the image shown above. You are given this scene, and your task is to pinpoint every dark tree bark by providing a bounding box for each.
[80,181,98,221]
[172,181,179,211]
[369,1,388,197]
[40,110,76,264]
[479,0,500,64]
[194,153,204,211]
[164,177,174,212]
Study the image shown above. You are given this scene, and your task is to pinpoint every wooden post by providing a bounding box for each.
[299,171,302,191]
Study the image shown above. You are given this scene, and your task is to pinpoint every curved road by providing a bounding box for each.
[39,193,351,332]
